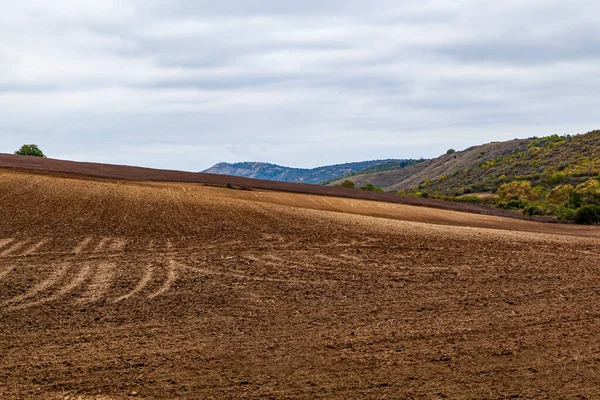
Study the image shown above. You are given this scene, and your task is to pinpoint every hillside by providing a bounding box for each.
[0,153,544,220]
[329,139,530,192]
[331,131,600,194]
[1,168,600,399]
[203,159,406,184]
[329,131,600,221]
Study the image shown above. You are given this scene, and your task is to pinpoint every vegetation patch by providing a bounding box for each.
[15,144,46,158]
[394,131,600,223]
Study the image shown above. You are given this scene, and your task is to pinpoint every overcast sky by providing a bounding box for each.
[1,0,599,171]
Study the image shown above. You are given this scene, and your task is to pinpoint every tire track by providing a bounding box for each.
[108,239,126,252]
[261,254,341,276]
[77,262,116,304]
[94,237,109,253]
[0,239,14,251]
[183,264,332,285]
[22,238,49,255]
[148,261,177,299]
[314,253,355,265]
[9,263,93,310]
[113,264,154,303]
[0,239,31,257]
[3,263,70,307]
[0,266,15,281]
[73,237,93,254]
[340,254,362,262]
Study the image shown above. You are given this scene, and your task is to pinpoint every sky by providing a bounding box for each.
[1,0,599,171]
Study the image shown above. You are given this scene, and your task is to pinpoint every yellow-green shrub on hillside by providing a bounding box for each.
[546,184,574,204]
[575,179,600,205]
[496,181,542,201]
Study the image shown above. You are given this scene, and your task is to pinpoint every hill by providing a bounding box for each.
[1,167,599,399]
[329,130,600,221]
[320,159,425,185]
[329,139,530,192]
[0,153,541,221]
[202,159,407,184]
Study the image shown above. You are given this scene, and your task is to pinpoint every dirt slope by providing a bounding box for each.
[0,153,550,221]
[1,169,599,399]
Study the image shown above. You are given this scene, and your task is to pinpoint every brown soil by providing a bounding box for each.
[0,153,555,222]
[1,164,599,399]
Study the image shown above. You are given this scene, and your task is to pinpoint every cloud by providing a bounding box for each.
[1,0,599,170]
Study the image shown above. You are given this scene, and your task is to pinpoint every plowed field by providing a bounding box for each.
[1,167,599,399]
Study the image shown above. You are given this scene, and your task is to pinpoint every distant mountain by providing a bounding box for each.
[321,159,426,185]
[202,160,408,184]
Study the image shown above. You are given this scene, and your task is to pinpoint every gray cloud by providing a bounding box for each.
[1,0,599,170]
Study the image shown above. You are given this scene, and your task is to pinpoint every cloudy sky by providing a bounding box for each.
[1,0,599,171]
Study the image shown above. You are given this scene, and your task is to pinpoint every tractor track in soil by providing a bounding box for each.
[0,162,599,399]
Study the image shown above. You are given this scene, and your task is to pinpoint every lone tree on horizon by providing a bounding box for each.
[14,144,46,158]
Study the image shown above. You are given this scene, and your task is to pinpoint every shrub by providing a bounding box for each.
[360,183,383,192]
[568,191,583,209]
[340,180,355,189]
[573,205,600,225]
[528,134,566,148]
[575,179,600,205]
[496,181,535,201]
[497,199,528,210]
[523,205,541,216]
[15,144,46,157]
[446,149,456,155]
[546,184,573,205]
[549,171,567,184]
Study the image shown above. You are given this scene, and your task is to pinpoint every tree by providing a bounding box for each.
[340,180,355,189]
[15,144,46,157]
[446,148,456,155]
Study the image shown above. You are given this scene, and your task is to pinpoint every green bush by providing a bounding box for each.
[528,134,566,148]
[340,180,355,189]
[497,199,528,210]
[549,171,567,184]
[15,144,46,157]
[360,183,383,192]
[523,205,541,216]
[568,191,583,209]
[573,205,600,225]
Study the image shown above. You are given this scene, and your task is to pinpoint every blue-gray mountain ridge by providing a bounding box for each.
[203,160,418,184]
